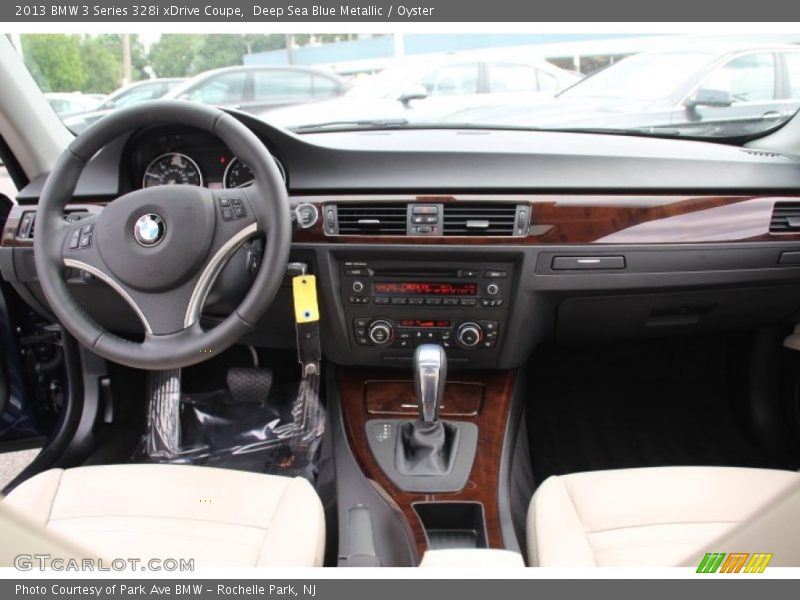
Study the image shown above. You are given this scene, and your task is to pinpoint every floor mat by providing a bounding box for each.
[0,447,40,490]
[528,335,795,484]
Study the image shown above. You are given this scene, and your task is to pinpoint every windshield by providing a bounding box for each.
[13,33,800,139]
[560,52,715,101]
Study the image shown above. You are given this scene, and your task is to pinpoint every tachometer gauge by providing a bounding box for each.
[223,157,255,189]
[142,153,203,188]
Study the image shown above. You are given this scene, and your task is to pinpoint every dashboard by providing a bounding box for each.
[5,111,800,370]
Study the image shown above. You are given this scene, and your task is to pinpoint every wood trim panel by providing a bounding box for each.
[292,194,800,245]
[7,194,800,248]
[338,367,515,562]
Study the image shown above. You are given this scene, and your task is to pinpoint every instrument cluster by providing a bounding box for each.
[129,127,285,192]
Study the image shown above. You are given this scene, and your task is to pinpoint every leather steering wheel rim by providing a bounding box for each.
[34,101,291,370]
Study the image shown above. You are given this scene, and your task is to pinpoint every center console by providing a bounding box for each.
[339,259,514,368]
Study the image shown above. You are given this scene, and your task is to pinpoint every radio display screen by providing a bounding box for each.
[373,282,477,296]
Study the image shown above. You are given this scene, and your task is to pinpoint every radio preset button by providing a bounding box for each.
[391,297,407,305]
[408,297,424,305]
[425,298,442,306]
[443,298,459,306]
[460,298,477,307]
[374,297,390,305]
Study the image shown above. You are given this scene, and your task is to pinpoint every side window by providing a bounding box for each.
[487,63,539,93]
[700,52,777,103]
[421,63,479,96]
[312,75,339,97]
[48,99,70,114]
[782,51,800,99]
[188,72,247,105]
[253,70,313,100]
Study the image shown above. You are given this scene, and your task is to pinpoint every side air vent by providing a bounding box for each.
[442,203,519,236]
[336,203,408,235]
[770,202,800,233]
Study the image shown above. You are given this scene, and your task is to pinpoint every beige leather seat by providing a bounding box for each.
[528,466,800,567]
[1,464,325,567]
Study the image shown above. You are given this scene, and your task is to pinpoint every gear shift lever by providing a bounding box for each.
[414,344,447,423]
[396,344,458,476]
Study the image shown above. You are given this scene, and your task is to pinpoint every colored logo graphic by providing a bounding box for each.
[696,552,773,573]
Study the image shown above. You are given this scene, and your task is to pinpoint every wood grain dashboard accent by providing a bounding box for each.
[292,194,800,245]
[338,367,515,562]
[6,194,800,248]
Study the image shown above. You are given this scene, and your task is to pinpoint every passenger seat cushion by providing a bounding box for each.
[527,466,800,567]
[3,464,325,567]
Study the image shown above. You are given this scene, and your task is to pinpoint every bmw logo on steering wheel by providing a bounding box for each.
[133,213,166,247]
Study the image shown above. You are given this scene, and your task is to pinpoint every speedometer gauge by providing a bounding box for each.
[142,153,203,188]
[223,156,286,189]
[223,157,255,189]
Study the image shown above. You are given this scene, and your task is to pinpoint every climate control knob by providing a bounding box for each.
[368,319,394,346]
[456,322,483,349]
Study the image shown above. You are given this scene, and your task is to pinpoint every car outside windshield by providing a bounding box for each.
[559,52,715,101]
[13,33,800,140]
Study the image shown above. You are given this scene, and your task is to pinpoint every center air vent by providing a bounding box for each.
[442,203,519,236]
[336,203,408,235]
[770,201,800,233]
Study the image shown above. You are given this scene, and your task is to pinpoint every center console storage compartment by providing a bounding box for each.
[412,502,488,550]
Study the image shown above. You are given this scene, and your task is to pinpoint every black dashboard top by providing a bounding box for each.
[15,110,800,202]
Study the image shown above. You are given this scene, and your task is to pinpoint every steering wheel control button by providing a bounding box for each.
[68,229,81,249]
[217,196,247,221]
[133,213,166,248]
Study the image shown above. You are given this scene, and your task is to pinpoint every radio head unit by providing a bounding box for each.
[338,260,514,367]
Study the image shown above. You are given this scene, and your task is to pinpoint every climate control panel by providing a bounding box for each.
[353,317,500,351]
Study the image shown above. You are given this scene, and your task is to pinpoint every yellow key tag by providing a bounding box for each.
[292,275,320,323]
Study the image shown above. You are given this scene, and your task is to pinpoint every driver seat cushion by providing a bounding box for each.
[2,464,325,567]
[527,466,800,567]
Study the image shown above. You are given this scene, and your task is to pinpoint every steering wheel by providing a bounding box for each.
[34,101,291,370]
